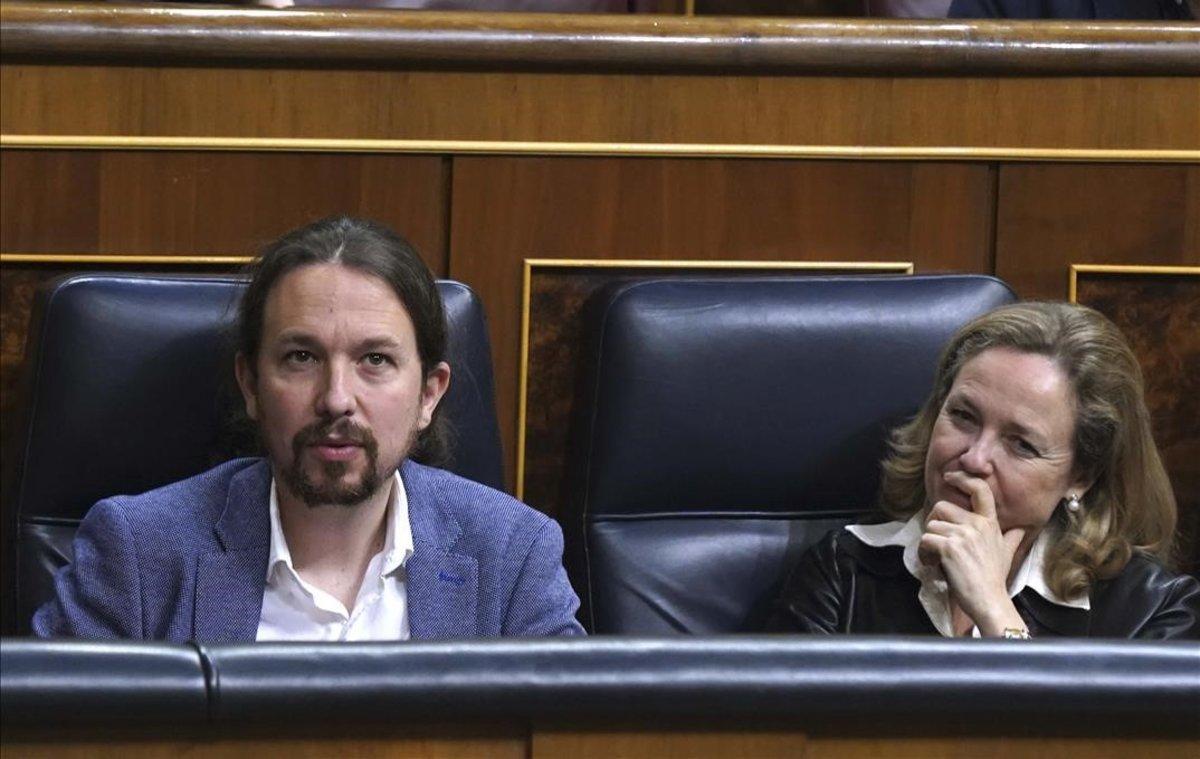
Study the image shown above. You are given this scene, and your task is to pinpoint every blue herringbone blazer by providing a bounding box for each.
[32,459,584,641]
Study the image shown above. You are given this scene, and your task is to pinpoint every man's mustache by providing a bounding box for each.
[292,418,376,448]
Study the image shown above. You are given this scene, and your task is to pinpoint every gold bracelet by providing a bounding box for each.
[1002,627,1032,639]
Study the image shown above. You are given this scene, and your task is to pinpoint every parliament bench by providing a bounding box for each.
[2,636,1196,757]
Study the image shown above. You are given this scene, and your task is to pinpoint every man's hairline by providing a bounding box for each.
[241,259,430,377]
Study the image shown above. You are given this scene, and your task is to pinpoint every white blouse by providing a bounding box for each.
[847,513,1089,637]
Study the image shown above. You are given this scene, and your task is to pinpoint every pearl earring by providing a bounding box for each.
[1066,494,1082,513]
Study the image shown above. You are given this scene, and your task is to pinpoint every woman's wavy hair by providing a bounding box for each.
[879,302,1177,599]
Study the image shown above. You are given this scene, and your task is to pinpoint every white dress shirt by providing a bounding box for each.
[256,472,413,641]
[847,513,1089,638]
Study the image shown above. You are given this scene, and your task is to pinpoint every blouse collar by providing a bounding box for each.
[847,513,1089,637]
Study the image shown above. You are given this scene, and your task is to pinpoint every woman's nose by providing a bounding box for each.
[959,433,995,476]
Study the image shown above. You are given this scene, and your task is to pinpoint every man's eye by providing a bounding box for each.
[285,350,314,364]
[363,353,392,367]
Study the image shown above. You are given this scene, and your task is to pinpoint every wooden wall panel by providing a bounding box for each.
[5,732,528,759]
[0,151,101,251]
[1072,270,1200,572]
[533,732,1192,759]
[994,164,1200,299]
[4,66,1199,151]
[4,732,1193,759]
[447,156,994,489]
[0,150,449,267]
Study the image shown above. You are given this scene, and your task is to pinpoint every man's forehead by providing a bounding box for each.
[267,264,404,310]
[261,264,413,334]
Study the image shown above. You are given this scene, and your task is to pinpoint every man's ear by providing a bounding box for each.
[418,361,451,430]
[234,352,259,421]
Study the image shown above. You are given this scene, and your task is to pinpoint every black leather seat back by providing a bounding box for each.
[9,274,503,632]
[564,275,1017,634]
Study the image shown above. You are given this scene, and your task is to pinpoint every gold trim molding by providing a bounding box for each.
[1068,264,1200,302]
[515,258,914,500]
[3,135,1199,163]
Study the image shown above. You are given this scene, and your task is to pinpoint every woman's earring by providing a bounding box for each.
[1065,493,1082,513]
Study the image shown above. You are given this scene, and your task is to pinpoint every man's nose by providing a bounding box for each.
[316,361,356,417]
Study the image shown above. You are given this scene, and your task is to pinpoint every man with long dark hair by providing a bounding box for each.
[34,217,583,641]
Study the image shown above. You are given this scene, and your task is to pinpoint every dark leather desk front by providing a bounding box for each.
[2,637,1196,758]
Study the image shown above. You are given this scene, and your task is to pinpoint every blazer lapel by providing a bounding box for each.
[194,548,269,642]
[193,460,271,643]
[402,460,480,639]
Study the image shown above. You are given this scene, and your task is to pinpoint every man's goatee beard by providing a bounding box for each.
[283,417,383,507]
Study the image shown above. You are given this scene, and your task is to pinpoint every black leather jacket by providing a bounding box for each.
[770,529,1200,639]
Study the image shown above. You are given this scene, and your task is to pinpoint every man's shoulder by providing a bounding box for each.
[99,458,268,531]
[402,461,551,549]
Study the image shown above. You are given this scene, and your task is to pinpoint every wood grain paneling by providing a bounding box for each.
[448,156,992,491]
[4,733,1192,759]
[532,732,1194,759]
[994,164,1200,299]
[1073,270,1200,574]
[4,67,1199,152]
[532,727,810,757]
[3,734,527,759]
[0,151,100,251]
[0,150,449,269]
[799,737,1193,759]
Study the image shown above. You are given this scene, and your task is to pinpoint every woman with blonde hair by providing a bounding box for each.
[771,301,1198,638]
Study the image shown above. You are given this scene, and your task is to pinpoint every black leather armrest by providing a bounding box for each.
[200,637,1200,731]
[0,639,208,728]
[5,637,1196,735]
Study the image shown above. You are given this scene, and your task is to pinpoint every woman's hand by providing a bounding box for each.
[918,471,1029,636]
